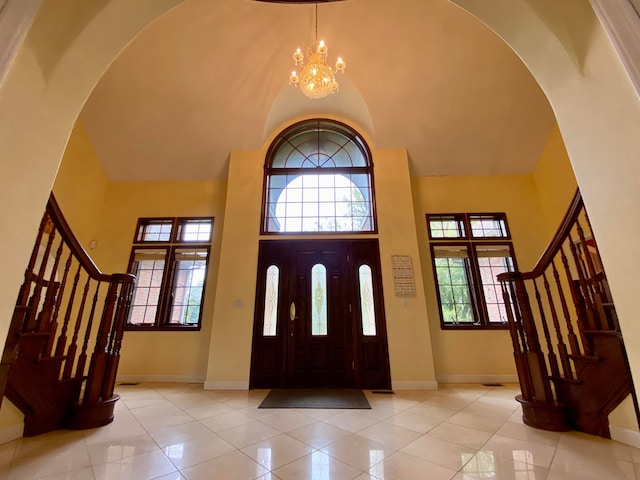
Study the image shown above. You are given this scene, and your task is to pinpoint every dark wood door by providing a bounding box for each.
[287,242,352,387]
[250,239,391,390]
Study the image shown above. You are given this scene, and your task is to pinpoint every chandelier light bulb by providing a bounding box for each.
[316,40,328,56]
[288,4,346,99]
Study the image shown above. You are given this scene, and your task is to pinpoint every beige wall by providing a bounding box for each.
[206,131,437,390]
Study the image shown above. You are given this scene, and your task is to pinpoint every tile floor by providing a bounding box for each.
[0,383,638,479]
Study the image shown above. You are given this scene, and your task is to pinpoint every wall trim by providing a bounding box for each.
[0,422,22,444]
[391,381,439,390]
[204,381,250,390]
[435,374,519,384]
[116,374,206,384]
[610,425,640,449]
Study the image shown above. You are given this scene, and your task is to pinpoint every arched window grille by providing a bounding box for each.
[262,119,376,234]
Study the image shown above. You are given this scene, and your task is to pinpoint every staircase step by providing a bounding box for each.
[549,375,581,385]
[583,330,621,337]
[568,354,600,363]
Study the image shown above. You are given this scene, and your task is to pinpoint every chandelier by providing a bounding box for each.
[289,3,346,99]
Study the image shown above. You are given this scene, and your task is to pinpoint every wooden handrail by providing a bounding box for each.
[0,193,136,435]
[499,189,582,282]
[47,195,134,284]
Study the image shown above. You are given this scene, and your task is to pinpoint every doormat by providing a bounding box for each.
[258,388,371,409]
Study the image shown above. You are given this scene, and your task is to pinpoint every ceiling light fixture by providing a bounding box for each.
[289,3,345,99]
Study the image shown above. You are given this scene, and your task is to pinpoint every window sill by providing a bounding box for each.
[125,324,201,332]
[440,323,509,331]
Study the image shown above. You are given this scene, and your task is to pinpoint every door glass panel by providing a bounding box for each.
[359,265,376,336]
[311,264,327,336]
[263,265,279,336]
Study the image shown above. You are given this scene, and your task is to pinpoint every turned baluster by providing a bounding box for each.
[543,271,573,379]
[63,276,91,379]
[533,278,560,379]
[76,283,101,378]
[552,259,580,357]
[55,263,81,357]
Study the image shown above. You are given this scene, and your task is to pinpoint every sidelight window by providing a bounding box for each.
[358,265,377,336]
[263,265,280,336]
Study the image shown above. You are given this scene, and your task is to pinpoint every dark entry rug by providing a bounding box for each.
[258,388,371,409]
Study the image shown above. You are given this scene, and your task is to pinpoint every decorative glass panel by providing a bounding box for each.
[311,264,327,335]
[168,248,208,325]
[359,265,376,336]
[263,265,279,336]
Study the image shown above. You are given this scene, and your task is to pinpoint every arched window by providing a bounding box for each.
[262,119,376,233]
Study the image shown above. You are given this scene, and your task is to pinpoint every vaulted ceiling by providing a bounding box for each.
[79,0,555,182]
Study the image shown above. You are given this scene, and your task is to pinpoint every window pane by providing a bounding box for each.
[168,248,208,325]
[311,264,327,336]
[434,256,475,324]
[179,219,213,242]
[263,265,279,336]
[137,220,173,242]
[129,248,167,324]
[428,215,465,238]
[270,173,373,233]
[359,265,376,336]
[476,246,514,323]
[470,214,508,238]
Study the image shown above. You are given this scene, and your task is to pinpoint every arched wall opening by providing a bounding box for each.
[1,0,640,426]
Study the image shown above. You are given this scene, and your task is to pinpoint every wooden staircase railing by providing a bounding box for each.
[498,190,638,437]
[0,194,135,436]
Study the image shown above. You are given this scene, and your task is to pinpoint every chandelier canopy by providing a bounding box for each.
[289,4,345,99]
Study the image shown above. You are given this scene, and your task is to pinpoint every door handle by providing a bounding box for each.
[290,302,297,321]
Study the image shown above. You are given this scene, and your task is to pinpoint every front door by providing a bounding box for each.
[250,239,391,389]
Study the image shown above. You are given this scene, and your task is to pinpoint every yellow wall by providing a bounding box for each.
[52,121,109,248]
[413,174,547,381]
[93,180,227,381]
[533,124,579,236]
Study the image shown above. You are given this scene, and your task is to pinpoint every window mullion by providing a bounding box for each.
[157,245,175,326]
[468,241,489,326]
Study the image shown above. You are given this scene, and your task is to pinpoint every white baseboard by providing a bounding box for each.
[204,381,250,390]
[0,423,23,445]
[116,374,205,384]
[610,425,640,449]
[435,374,519,384]
[391,381,439,390]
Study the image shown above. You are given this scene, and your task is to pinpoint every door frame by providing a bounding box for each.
[249,238,391,389]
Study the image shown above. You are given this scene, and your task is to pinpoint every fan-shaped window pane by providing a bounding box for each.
[311,264,327,336]
[263,265,279,336]
[263,119,375,233]
[359,265,376,336]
